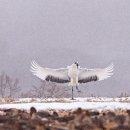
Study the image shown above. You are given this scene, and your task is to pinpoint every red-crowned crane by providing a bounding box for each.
[30,61,114,100]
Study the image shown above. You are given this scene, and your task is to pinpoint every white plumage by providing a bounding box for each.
[30,61,69,83]
[30,61,114,99]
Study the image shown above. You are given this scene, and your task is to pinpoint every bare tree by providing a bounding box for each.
[20,91,34,98]
[0,72,21,98]
[0,72,7,98]
[6,76,21,98]
[32,85,45,98]
[32,81,70,98]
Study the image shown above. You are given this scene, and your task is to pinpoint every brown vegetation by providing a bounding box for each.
[0,107,130,130]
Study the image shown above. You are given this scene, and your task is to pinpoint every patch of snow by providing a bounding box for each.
[0,97,130,111]
[11,97,130,103]
[0,101,130,111]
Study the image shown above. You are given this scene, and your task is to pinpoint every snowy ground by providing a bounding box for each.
[0,97,130,111]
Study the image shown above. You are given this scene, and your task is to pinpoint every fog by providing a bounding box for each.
[0,0,130,96]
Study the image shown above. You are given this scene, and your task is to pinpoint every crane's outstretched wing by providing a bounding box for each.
[30,61,70,83]
[78,63,114,83]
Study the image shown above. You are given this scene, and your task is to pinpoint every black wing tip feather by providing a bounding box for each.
[78,75,98,83]
[45,75,70,83]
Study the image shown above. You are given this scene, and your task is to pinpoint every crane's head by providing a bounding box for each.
[74,62,79,68]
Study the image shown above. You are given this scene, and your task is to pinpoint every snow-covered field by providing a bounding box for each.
[0,97,130,111]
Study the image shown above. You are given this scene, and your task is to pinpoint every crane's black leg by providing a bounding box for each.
[71,86,74,100]
[76,86,81,92]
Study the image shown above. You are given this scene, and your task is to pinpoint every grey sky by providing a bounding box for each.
[0,0,130,96]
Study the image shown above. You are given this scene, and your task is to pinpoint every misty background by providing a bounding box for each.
[0,0,130,97]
